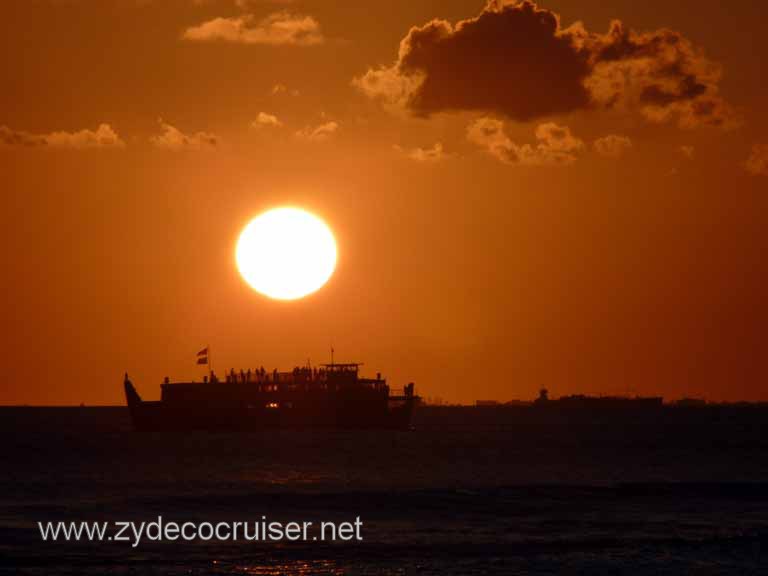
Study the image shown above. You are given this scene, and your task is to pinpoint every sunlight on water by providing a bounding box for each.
[232,559,344,575]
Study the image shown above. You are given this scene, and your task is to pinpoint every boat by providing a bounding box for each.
[533,389,664,410]
[123,362,419,431]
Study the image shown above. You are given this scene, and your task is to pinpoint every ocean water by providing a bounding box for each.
[1,406,767,574]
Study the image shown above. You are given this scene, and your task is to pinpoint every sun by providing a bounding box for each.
[235,207,337,300]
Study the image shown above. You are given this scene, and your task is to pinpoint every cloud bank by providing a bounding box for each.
[184,11,324,46]
[0,124,124,149]
[355,0,737,128]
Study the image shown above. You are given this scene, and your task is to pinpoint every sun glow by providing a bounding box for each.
[235,207,337,300]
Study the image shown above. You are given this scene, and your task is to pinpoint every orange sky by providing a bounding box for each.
[1,0,767,405]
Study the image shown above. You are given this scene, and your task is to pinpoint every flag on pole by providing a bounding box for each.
[197,356,208,365]
[197,347,208,356]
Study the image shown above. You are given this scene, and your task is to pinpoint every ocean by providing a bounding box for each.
[1,406,767,574]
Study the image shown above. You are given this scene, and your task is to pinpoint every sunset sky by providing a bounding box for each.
[2,0,767,405]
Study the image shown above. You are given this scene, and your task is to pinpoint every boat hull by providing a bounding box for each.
[124,379,416,431]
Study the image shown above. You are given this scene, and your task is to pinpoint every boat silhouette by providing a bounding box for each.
[123,362,419,431]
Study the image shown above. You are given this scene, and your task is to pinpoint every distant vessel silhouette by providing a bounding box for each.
[123,362,419,431]
[532,388,664,410]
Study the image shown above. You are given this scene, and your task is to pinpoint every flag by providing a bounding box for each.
[197,356,208,365]
[197,347,208,356]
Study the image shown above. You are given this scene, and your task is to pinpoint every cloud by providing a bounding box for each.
[743,144,768,176]
[679,145,695,159]
[582,21,739,129]
[394,142,446,162]
[593,134,632,157]
[252,112,283,128]
[272,83,300,96]
[149,119,218,150]
[354,0,737,128]
[295,121,338,141]
[236,0,297,7]
[467,118,584,166]
[183,11,324,46]
[0,124,124,149]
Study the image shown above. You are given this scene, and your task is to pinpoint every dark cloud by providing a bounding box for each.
[580,20,738,128]
[355,0,737,128]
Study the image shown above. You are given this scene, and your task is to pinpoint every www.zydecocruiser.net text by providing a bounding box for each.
[38,516,364,547]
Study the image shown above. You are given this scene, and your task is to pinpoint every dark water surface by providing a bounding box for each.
[1,406,767,574]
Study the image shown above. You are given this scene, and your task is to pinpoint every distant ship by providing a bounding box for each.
[532,388,664,410]
[123,362,419,431]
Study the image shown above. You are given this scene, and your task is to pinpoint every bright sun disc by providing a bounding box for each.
[235,207,337,300]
